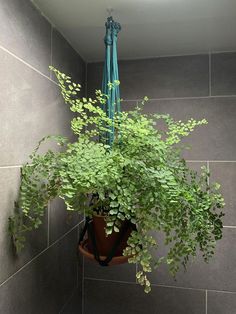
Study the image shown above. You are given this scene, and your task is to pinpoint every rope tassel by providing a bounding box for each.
[101,16,121,146]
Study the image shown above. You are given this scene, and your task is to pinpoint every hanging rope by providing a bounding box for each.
[101,16,121,146]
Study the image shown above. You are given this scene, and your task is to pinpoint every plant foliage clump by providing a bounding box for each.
[9,67,224,293]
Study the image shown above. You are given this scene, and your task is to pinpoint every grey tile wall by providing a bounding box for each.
[124,97,236,161]
[0,0,51,76]
[149,228,236,292]
[0,47,75,166]
[51,28,86,95]
[83,52,236,313]
[84,259,136,282]
[0,167,47,284]
[211,52,236,96]
[208,291,236,314]
[0,0,85,313]
[49,197,82,245]
[210,162,236,226]
[0,228,78,314]
[84,279,205,314]
[87,55,209,99]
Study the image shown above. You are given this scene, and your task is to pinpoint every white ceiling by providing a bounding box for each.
[32,0,236,62]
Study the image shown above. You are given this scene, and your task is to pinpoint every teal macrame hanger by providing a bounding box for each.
[101,9,121,146]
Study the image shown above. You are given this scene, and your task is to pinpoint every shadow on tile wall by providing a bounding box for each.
[0,0,85,313]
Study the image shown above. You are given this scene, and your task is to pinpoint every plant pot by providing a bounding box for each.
[78,214,134,266]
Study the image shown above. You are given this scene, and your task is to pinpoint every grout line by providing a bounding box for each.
[206,290,208,314]
[0,44,57,86]
[0,221,83,289]
[84,277,137,285]
[207,161,210,185]
[135,263,138,284]
[89,49,236,63]
[49,25,53,79]
[59,286,78,314]
[0,165,22,169]
[84,277,236,294]
[209,53,212,96]
[122,94,236,102]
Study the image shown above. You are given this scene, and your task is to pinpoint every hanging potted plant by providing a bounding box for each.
[9,66,224,293]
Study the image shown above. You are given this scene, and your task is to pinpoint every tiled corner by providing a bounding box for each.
[84,279,205,314]
[51,28,86,94]
[209,162,236,226]
[207,291,236,314]
[133,97,236,161]
[149,228,236,292]
[0,228,78,314]
[0,167,48,285]
[84,258,136,283]
[86,62,103,98]
[60,210,83,314]
[49,197,83,244]
[0,0,51,76]
[60,288,82,314]
[211,52,236,96]
[0,47,75,166]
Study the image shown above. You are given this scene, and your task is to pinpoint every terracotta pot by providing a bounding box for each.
[78,214,134,265]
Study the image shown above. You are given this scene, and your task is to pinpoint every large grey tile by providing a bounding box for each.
[124,96,236,160]
[210,162,236,225]
[208,291,236,314]
[0,47,75,166]
[84,279,205,314]
[0,228,78,314]
[61,288,82,314]
[51,29,86,94]
[86,62,103,98]
[84,258,136,282]
[87,55,209,99]
[0,0,51,75]
[0,167,47,284]
[61,225,83,314]
[150,228,236,292]
[211,52,236,96]
[49,197,83,244]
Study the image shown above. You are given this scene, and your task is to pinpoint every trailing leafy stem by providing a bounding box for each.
[9,66,225,293]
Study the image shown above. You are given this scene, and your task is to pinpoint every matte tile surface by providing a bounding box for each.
[211,52,236,96]
[0,0,51,75]
[87,55,209,99]
[61,224,83,313]
[49,197,83,244]
[0,47,75,166]
[84,279,205,314]
[51,29,86,94]
[125,96,236,160]
[149,228,236,292]
[208,291,236,314]
[84,258,136,282]
[0,167,47,284]
[61,288,82,314]
[210,162,236,225]
[0,228,78,314]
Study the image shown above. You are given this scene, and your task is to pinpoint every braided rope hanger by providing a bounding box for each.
[101,15,121,146]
